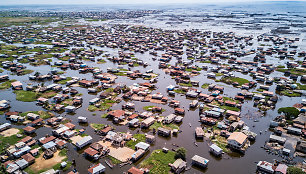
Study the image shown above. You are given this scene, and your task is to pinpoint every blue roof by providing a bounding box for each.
[43,141,56,149]
[13,146,31,157]
[135,142,150,150]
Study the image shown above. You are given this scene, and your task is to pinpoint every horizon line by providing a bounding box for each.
[1,0,305,6]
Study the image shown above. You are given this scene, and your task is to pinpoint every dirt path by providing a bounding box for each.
[29,151,65,172]
[0,128,20,137]
[98,141,135,162]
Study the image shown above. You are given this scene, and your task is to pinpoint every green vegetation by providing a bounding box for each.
[59,148,67,157]
[101,113,108,118]
[97,59,106,64]
[107,155,121,164]
[90,123,105,130]
[174,89,186,94]
[150,122,179,130]
[256,88,264,92]
[140,149,176,174]
[215,73,224,76]
[56,77,72,85]
[20,110,53,119]
[297,83,306,90]
[211,135,230,153]
[114,72,127,76]
[14,90,37,102]
[53,160,72,172]
[277,65,285,68]
[220,105,240,112]
[220,77,249,86]
[88,99,115,112]
[278,107,300,120]
[57,71,65,75]
[201,83,210,89]
[178,83,192,87]
[223,97,238,103]
[39,91,57,98]
[19,59,30,63]
[143,106,165,112]
[287,166,304,174]
[277,68,306,76]
[58,56,70,61]
[186,67,202,72]
[0,79,16,89]
[200,60,211,63]
[0,17,57,27]
[88,105,98,112]
[280,90,301,97]
[0,129,24,153]
[175,147,186,160]
[19,69,34,75]
[25,156,72,174]
[126,134,146,149]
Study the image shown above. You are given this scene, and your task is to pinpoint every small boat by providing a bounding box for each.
[189,123,191,127]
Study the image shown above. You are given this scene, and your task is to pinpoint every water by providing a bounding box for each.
[0,1,305,174]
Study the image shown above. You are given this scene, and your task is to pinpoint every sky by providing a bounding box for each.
[1,0,305,5]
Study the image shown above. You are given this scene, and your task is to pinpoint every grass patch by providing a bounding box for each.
[277,68,306,76]
[220,105,240,112]
[90,123,105,130]
[280,90,301,97]
[150,122,179,130]
[39,91,57,98]
[88,99,114,112]
[296,83,306,90]
[20,110,53,119]
[107,155,121,164]
[287,166,304,174]
[0,79,16,89]
[200,60,211,63]
[186,67,201,72]
[56,77,72,85]
[19,69,34,75]
[114,72,127,76]
[201,83,210,89]
[0,129,25,153]
[215,73,224,76]
[220,77,249,86]
[178,83,192,87]
[211,135,230,153]
[59,149,67,157]
[140,149,176,174]
[14,90,38,102]
[256,88,264,92]
[174,89,186,94]
[101,113,108,118]
[97,59,106,64]
[126,134,146,149]
[88,105,99,112]
[143,106,165,112]
[277,65,285,68]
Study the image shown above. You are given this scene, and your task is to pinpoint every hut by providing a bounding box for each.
[191,155,209,168]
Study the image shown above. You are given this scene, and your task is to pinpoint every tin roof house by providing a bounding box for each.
[76,136,93,149]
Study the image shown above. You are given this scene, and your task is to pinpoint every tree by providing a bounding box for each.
[175,147,187,160]
[278,107,300,120]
